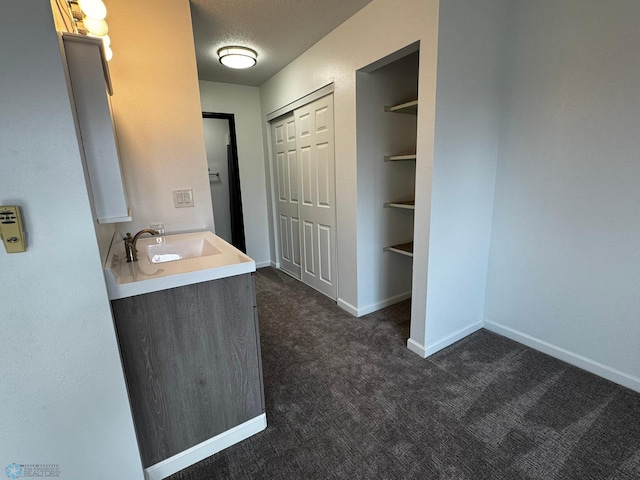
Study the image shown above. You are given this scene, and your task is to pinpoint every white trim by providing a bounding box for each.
[359,291,412,316]
[255,260,271,268]
[407,318,483,358]
[266,83,335,122]
[484,319,640,393]
[144,414,267,480]
[337,297,358,316]
[424,319,483,356]
[61,32,113,95]
[407,338,426,357]
[337,291,411,317]
[97,213,132,224]
[265,123,280,274]
[359,41,420,73]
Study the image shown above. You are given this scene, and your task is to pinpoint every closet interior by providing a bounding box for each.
[356,46,419,312]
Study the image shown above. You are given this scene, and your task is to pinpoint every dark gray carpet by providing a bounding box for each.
[169,267,640,479]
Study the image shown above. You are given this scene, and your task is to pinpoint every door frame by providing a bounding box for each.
[202,112,246,252]
[266,83,334,122]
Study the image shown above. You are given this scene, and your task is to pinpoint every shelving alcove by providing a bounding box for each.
[383,99,418,258]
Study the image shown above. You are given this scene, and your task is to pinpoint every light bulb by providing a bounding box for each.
[104,46,113,61]
[78,0,107,20]
[102,34,111,48]
[84,17,108,37]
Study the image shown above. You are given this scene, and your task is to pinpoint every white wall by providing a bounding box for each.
[485,0,640,391]
[414,0,509,355]
[356,52,419,314]
[259,0,440,318]
[0,2,143,478]
[108,0,214,235]
[203,118,233,242]
[199,81,271,266]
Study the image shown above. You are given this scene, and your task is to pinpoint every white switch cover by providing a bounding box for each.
[173,189,194,208]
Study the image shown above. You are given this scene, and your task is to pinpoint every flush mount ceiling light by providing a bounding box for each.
[217,46,257,69]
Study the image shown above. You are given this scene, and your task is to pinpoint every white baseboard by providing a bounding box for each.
[407,338,427,357]
[271,260,279,269]
[337,291,411,317]
[255,260,271,268]
[357,291,412,317]
[484,319,640,393]
[407,318,483,359]
[144,414,267,480]
[425,319,483,356]
[337,298,358,316]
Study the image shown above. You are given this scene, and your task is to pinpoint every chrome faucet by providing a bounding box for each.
[124,229,159,262]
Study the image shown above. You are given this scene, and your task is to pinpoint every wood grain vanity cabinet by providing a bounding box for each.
[111,273,265,468]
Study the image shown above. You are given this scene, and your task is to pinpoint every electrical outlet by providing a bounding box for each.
[150,223,165,235]
[173,189,194,208]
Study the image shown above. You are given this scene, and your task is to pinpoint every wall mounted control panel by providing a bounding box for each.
[0,206,26,253]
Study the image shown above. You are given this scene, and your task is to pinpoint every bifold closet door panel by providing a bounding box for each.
[271,112,302,278]
[295,94,337,300]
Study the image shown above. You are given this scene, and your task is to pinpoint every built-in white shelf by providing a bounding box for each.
[384,100,418,115]
[384,99,417,261]
[384,154,417,162]
[384,242,414,258]
[384,201,415,210]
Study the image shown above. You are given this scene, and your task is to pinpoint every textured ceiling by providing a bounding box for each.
[189,0,373,87]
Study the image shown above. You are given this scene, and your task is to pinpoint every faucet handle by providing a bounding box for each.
[124,233,135,263]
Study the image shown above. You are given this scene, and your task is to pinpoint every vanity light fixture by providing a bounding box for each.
[65,0,113,60]
[217,46,257,69]
[78,0,107,20]
[83,16,109,36]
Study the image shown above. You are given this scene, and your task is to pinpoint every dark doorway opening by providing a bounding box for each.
[202,112,246,253]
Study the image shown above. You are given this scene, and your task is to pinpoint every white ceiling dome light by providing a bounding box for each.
[217,46,257,69]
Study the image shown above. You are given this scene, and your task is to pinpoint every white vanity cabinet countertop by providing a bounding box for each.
[104,230,255,300]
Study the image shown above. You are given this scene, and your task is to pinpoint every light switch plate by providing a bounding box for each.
[173,189,194,208]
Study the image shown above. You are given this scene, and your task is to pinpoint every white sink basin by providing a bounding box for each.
[147,236,222,263]
[104,230,255,300]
